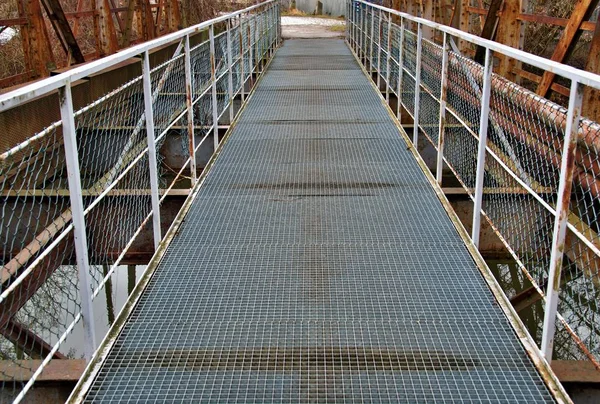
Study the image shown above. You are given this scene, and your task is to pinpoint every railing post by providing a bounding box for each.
[471,48,493,247]
[346,0,350,42]
[413,23,423,145]
[58,82,97,361]
[360,4,365,64]
[259,8,265,72]
[227,19,234,123]
[385,12,392,103]
[209,24,219,150]
[272,4,276,54]
[141,50,162,250]
[184,35,197,186]
[376,9,382,89]
[266,5,271,58]
[397,17,405,119]
[239,14,246,102]
[272,5,276,53]
[369,6,375,74]
[255,12,261,74]
[248,19,254,88]
[436,32,449,185]
[541,81,584,361]
[349,1,354,50]
[277,2,282,46]
[353,1,357,51]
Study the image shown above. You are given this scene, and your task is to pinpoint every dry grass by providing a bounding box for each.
[329,25,347,32]
[282,8,308,17]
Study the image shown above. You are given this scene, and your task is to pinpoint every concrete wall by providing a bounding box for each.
[296,0,346,17]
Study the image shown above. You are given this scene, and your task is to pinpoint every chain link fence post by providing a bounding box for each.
[397,17,405,120]
[58,82,97,361]
[385,12,392,103]
[471,48,493,248]
[227,20,234,124]
[210,24,220,151]
[141,51,162,249]
[413,22,423,145]
[184,34,197,186]
[541,81,584,361]
[436,32,449,185]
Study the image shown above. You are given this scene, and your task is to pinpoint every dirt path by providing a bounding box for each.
[281,16,346,39]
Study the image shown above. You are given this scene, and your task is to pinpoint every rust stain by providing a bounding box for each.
[118,347,481,372]
[234,182,398,190]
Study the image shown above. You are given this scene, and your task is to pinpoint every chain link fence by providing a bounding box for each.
[348,0,600,372]
[0,1,280,402]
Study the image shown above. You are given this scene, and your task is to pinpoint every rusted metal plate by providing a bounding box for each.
[0,360,85,382]
[552,360,600,384]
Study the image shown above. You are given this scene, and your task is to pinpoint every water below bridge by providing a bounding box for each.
[72,39,564,403]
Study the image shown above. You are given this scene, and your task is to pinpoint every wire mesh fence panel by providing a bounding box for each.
[445,51,482,136]
[488,76,564,199]
[371,10,381,73]
[190,41,212,99]
[418,39,442,145]
[420,39,442,98]
[0,110,88,404]
[75,78,146,201]
[0,103,84,397]
[379,15,389,83]
[443,113,479,192]
[150,53,188,137]
[560,116,600,363]
[401,30,417,116]
[388,24,401,99]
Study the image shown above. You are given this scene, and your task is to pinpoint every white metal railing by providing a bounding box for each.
[0,2,280,402]
[347,0,600,367]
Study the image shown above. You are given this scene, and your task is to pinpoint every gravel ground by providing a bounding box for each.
[281,16,346,39]
[281,16,344,26]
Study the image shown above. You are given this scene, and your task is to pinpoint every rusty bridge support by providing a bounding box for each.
[22,0,56,79]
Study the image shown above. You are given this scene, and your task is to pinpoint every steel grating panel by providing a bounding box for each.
[269,56,360,70]
[81,38,558,403]
[258,71,371,90]
[229,122,403,140]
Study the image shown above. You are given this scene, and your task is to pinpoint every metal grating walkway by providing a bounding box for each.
[81,39,557,403]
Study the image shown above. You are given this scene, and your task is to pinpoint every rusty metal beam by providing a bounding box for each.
[121,0,137,47]
[583,12,600,121]
[494,0,522,81]
[458,0,471,52]
[95,0,118,56]
[23,0,56,78]
[536,0,599,97]
[0,235,74,334]
[71,0,86,37]
[40,0,85,65]
[473,0,504,64]
[137,0,156,42]
[552,360,600,383]
[1,319,67,360]
[154,0,165,36]
[0,359,85,382]
[167,0,181,32]
[517,13,597,31]
[108,0,126,34]
[0,18,28,25]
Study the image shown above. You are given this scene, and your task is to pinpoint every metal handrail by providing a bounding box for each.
[0,0,276,112]
[353,0,600,90]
